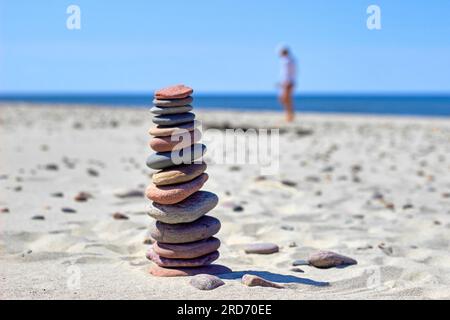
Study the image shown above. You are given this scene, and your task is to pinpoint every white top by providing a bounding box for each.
[280,55,296,85]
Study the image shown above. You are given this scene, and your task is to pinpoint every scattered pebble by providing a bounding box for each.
[31,215,45,220]
[87,168,99,177]
[190,274,225,291]
[232,205,244,212]
[442,192,450,199]
[74,192,92,202]
[281,180,297,187]
[288,241,297,248]
[245,243,279,255]
[45,163,59,171]
[290,267,304,273]
[281,225,294,231]
[292,259,309,266]
[308,251,357,268]
[229,165,241,171]
[51,192,64,198]
[1,207,10,213]
[113,212,129,220]
[61,207,77,214]
[402,204,414,210]
[241,274,284,289]
[14,186,22,192]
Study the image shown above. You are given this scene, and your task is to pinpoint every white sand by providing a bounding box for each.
[1,104,449,299]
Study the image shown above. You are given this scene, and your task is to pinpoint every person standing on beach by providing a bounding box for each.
[278,46,297,122]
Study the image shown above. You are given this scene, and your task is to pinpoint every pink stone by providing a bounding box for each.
[145,173,208,205]
[308,250,357,268]
[149,264,231,277]
[146,248,219,267]
[149,129,201,152]
[154,84,193,100]
[244,243,279,254]
[241,274,284,289]
[153,237,221,259]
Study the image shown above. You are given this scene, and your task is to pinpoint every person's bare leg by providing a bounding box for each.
[283,84,294,122]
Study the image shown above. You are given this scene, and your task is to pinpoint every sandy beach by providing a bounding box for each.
[1,103,449,299]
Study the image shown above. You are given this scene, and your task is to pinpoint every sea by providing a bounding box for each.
[1,94,450,117]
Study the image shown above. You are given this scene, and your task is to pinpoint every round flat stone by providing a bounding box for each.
[149,264,231,277]
[149,129,201,152]
[153,237,221,259]
[146,144,206,170]
[148,120,199,137]
[153,163,207,186]
[149,215,221,244]
[155,84,193,100]
[148,191,218,224]
[152,112,195,126]
[153,96,193,107]
[244,243,279,254]
[146,173,208,205]
[190,274,225,290]
[150,105,193,115]
[146,248,219,267]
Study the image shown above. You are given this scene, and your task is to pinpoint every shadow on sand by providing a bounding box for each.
[219,270,329,287]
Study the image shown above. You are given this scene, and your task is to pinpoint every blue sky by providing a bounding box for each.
[1,0,449,94]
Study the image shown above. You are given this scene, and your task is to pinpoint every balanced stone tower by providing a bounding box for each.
[145,84,230,277]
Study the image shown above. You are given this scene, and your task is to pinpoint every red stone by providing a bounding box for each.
[145,173,208,205]
[149,264,231,277]
[146,248,219,267]
[149,129,201,152]
[154,84,193,100]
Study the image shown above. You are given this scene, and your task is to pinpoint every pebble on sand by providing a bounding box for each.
[61,207,77,213]
[244,243,279,255]
[241,274,284,289]
[113,189,144,198]
[113,212,129,220]
[74,191,92,202]
[31,215,45,220]
[1,207,10,213]
[308,250,357,268]
[190,274,225,291]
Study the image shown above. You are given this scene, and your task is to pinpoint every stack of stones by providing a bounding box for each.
[145,84,230,277]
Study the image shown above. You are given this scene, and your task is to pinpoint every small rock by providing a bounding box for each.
[232,205,244,212]
[229,165,241,171]
[87,168,99,177]
[74,192,92,202]
[32,215,45,220]
[190,274,225,291]
[51,192,64,197]
[442,192,450,199]
[288,241,297,248]
[402,204,414,210]
[45,163,59,171]
[241,274,284,289]
[308,251,357,268]
[1,207,10,213]
[305,175,320,183]
[113,212,129,220]
[61,207,76,213]
[281,180,297,187]
[290,267,304,273]
[14,186,22,192]
[292,259,309,266]
[245,243,279,254]
[281,225,294,231]
[114,189,144,198]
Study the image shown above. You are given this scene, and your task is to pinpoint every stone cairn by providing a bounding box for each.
[145,84,230,277]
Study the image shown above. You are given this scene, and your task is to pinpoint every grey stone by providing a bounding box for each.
[150,105,193,115]
[152,112,195,126]
[146,248,219,267]
[146,144,206,170]
[190,274,225,290]
[148,191,218,224]
[150,215,221,244]
[153,96,193,107]
[244,243,279,254]
[308,251,357,268]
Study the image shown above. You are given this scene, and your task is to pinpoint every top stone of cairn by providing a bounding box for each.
[154,84,193,100]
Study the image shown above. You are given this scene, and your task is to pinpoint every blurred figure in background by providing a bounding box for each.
[278,46,297,122]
